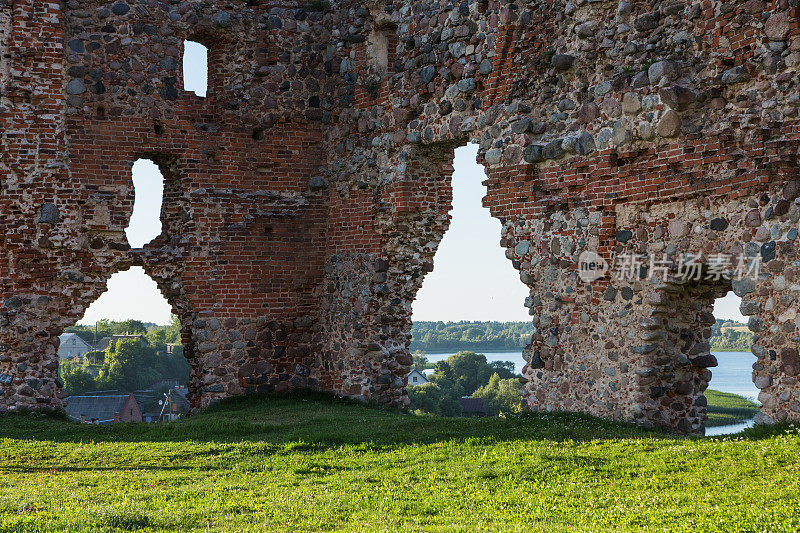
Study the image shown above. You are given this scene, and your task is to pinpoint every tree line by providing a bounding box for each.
[65,318,181,349]
[411,321,536,353]
[412,320,753,353]
[710,319,754,351]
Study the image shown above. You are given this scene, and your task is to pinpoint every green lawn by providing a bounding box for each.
[1,392,799,532]
[705,389,760,427]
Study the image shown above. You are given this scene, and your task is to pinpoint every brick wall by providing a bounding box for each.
[1,0,799,434]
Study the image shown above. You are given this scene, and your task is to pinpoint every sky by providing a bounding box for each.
[79,159,172,325]
[79,46,744,326]
[411,145,531,322]
[715,292,745,322]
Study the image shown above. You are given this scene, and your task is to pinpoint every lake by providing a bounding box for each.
[424,350,759,435]
[708,351,759,402]
[424,350,758,400]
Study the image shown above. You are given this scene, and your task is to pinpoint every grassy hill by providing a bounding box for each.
[1,393,799,532]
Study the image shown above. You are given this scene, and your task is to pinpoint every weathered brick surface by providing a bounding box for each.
[1,0,799,433]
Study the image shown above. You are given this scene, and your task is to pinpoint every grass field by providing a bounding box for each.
[1,392,799,532]
[705,389,760,427]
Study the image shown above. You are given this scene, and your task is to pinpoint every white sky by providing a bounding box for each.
[715,291,745,322]
[183,41,208,97]
[79,158,172,325]
[80,48,743,326]
[411,145,530,321]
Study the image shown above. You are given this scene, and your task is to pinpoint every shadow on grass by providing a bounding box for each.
[0,464,218,473]
[0,390,791,448]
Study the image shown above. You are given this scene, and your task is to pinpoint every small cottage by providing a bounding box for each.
[407,369,430,387]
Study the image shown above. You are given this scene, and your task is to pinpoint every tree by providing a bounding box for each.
[409,351,520,417]
[407,382,462,417]
[59,318,191,396]
[488,360,516,380]
[165,315,182,344]
[473,374,523,415]
[85,350,105,365]
[116,319,148,335]
[60,361,96,396]
[409,321,537,352]
[441,351,494,396]
[98,339,160,392]
[412,351,428,370]
[146,327,168,352]
[157,347,191,384]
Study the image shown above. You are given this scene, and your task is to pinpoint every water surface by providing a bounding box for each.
[425,350,757,397]
[424,349,759,435]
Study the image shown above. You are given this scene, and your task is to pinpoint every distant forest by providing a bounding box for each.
[411,319,754,353]
[711,319,755,352]
[410,322,536,353]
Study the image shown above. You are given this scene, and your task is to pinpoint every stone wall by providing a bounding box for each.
[323,0,800,434]
[1,1,332,411]
[1,0,799,434]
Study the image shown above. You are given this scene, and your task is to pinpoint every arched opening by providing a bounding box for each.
[60,154,190,423]
[58,267,190,424]
[126,159,164,248]
[408,144,531,417]
[654,268,760,435]
[705,290,759,435]
[183,40,208,97]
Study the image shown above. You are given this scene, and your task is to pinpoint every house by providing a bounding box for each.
[65,393,143,424]
[458,397,488,417]
[57,333,93,360]
[407,369,430,387]
[141,388,190,423]
[95,334,148,352]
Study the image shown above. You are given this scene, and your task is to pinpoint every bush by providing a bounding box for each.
[60,362,97,396]
[407,383,463,417]
[473,374,523,415]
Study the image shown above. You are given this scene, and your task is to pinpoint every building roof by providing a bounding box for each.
[458,397,487,414]
[65,393,137,424]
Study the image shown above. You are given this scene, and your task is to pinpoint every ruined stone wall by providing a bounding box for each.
[323,0,800,433]
[1,0,72,409]
[1,0,799,433]
[1,1,334,411]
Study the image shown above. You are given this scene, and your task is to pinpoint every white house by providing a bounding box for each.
[57,333,93,360]
[407,369,430,387]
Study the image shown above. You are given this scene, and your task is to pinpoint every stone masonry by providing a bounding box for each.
[1,0,799,434]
